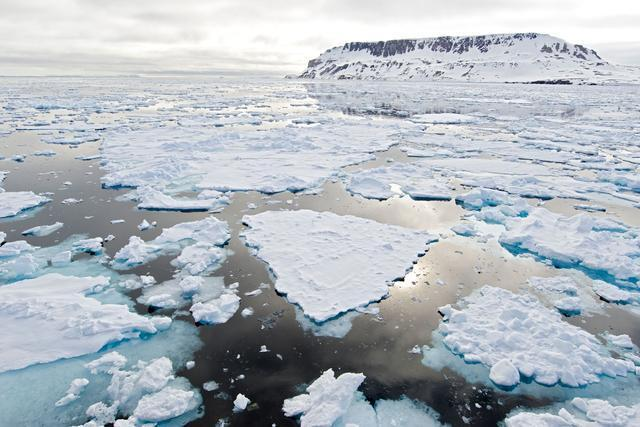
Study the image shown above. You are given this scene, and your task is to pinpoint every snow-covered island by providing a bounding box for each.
[298,32,640,84]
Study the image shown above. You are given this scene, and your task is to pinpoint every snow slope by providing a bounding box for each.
[299,33,640,84]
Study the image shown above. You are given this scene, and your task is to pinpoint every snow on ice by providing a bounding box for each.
[505,397,640,426]
[0,191,50,218]
[283,369,445,426]
[0,274,168,373]
[500,208,640,284]
[112,216,229,270]
[427,286,634,388]
[242,209,438,322]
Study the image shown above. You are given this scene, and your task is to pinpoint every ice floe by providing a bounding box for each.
[242,209,438,322]
[527,276,583,315]
[283,369,365,425]
[190,293,240,324]
[81,353,202,426]
[505,397,640,426]
[22,222,64,237]
[0,191,50,218]
[0,274,167,373]
[426,286,634,388]
[233,393,250,412]
[55,378,90,407]
[283,369,445,426]
[345,162,453,201]
[100,118,413,197]
[500,208,640,284]
[112,216,229,270]
[132,186,229,212]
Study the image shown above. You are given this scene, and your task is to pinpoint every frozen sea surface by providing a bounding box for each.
[0,76,639,426]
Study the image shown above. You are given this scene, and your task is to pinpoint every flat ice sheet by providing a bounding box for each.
[0,191,50,218]
[242,210,438,322]
[0,273,165,373]
[500,208,640,284]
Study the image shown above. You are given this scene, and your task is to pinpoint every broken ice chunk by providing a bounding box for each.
[190,293,240,324]
[137,219,152,231]
[0,191,50,218]
[54,378,89,407]
[0,274,164,373]
[135,186,229,212]
[22,222,64,237]
[233,393,250,412]
[72,237,104,255]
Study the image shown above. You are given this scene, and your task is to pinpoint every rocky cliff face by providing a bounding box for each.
[298,33,638,84]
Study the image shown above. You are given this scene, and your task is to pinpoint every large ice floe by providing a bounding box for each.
[500,208,640,285]
[283,369,445,427]
[112,216,230,271]
[242,209,438,322]
[425,286,634,388]
[505,397,640,426]
[128,186,230,212]
[100,118,414,197]
[0,273,168,373]
[0,190,50,218]
[344,162,453,201]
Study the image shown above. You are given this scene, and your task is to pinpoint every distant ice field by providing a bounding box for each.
[0,77,639,426]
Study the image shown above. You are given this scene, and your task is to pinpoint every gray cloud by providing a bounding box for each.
[0,0,637,75]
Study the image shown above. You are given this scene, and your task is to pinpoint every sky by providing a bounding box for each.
[0,0,638,76]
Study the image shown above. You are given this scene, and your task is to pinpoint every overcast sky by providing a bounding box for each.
[0,0,638,75]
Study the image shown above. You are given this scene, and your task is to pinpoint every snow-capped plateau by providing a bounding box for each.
[298,33,640,84]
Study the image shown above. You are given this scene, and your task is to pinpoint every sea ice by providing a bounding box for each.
[22,222,64,237]
[283,369,445,426]
[505,397,640,426]
[233,393,250,412]
[81,354,202,425]
[0,274,167,373]
[0,191,50,218]
[133,386,200,423]
[112,216,229,270]
[72,237,104,255]
[500,208,640,284]
[242,210,438,322]
[100,118,412,196]
[190,293,240,324]
[282,369,366,425]
[55,378,90,407]
[133,186,229,212]
[593,281,638,304]
[345,162,453,201]
[429,286,634,388]
[527,276,583,315]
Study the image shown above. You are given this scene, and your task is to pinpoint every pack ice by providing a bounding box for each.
[500,208,640,284]
[345,162,453,201]
[100,118,413,197]
[431,286,634,388]
[242,210,438,322]
[80,352,201,425]
[0,274,167,373]
[0,191,50,218]
[112,216,230,272]
[283,369,445,426]
[505,397,640,426]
